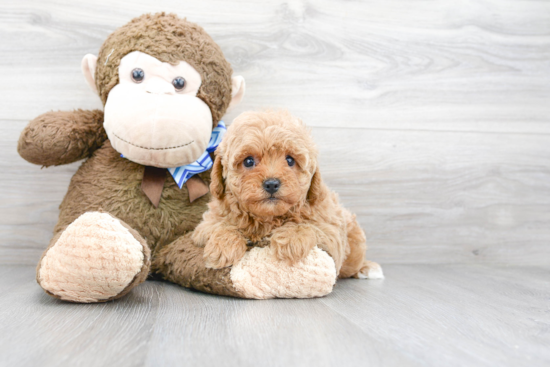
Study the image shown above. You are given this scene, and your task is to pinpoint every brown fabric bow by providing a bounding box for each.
[141,166,209,208]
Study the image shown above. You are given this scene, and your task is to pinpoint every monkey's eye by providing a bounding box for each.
[286,156,295,167]
[172,77,186,90]
[243,156,255,168]
[131,68,145,83]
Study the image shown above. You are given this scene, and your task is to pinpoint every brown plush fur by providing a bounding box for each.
[18,109,106,167]
[52,141,213,253]
[18,13,241,301]
[193,110,376,278]
[152,233,243,298]
[95,12,233,125]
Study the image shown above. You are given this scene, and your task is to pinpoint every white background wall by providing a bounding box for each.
[1,0,549,265]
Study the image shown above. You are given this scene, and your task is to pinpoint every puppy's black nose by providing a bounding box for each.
[263,178,281,195]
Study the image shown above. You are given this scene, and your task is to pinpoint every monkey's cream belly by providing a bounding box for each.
[104,85,213,168]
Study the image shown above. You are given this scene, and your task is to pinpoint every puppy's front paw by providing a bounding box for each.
[203,230,248,269]
[191,221,212,247]
[270,224,317,264]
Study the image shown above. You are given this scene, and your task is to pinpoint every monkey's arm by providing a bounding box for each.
[18,109,107,166]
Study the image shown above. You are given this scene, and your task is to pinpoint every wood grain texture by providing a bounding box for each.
[3,120,550,265]
[0,268,162,367]
[1,0,549,132]
[321,264,550,367]
[0,264,548,367]
[1,0,549,266]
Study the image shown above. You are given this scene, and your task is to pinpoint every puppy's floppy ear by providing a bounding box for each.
[210,154,225,200]
[307,169,326,205]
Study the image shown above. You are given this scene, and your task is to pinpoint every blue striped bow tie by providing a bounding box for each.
[167,121,227,188]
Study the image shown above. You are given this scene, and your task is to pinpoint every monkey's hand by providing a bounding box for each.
[270,223,317,265]
[203,227,248,269]
[18,109,107,166]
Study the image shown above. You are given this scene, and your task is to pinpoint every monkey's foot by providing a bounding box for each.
[37,212,151,303]
[230,246,337,299]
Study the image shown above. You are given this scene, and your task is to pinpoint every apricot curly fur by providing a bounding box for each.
[193,110,379,277]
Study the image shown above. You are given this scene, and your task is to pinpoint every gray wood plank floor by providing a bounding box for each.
[1,264,548,367]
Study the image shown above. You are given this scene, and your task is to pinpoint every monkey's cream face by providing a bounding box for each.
[103,51,213,168]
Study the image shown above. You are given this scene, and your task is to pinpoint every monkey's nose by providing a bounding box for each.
[144,78,175,95]
[263,178,281,195]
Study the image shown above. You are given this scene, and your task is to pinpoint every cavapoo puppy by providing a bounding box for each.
[192,110,383,279]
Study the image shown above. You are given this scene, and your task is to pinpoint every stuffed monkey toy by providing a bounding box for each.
[18,13,336,302]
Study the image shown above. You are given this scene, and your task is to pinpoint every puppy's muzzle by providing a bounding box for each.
[263,178,281,195]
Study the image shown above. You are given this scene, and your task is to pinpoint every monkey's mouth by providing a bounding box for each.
[112,133,194,151]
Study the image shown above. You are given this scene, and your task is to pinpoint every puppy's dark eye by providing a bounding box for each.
[131,68,144,83]
[243,156,255,168]
[172,76,186,90]
[286,156,295,167]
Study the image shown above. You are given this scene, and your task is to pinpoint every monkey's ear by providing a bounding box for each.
[81,54,98,95]
[307,170,326,206]
[228,76,245,110]
[210,154,225,200]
